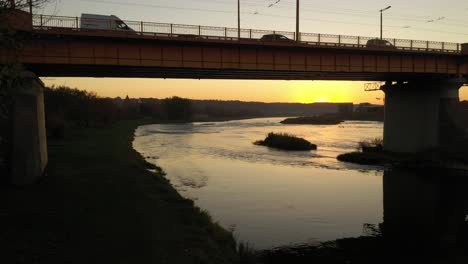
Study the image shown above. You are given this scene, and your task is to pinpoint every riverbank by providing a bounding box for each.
[1,119,239,264]
[280,112,384,126]
[337,150,468,170]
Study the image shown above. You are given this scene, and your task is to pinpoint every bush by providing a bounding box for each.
[254,132,317,151]
[357,138,383,152]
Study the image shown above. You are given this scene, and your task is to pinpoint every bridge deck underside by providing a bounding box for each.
[24,64,460,81]
[3,34,468,81]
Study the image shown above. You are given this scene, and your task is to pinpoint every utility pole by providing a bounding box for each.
[29,0,33,14]
[296,0,299,41]
[379,6,391,39]
[9,0,15,8]
[237,0,240,39]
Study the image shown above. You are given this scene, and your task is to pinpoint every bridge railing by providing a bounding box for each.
[32,14,461,54]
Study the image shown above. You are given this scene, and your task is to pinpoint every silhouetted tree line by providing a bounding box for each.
[192,100,350,117]
[43,87,200,138]
[139,98,262,120]
[162,96,193,120]
[44,86,119,138]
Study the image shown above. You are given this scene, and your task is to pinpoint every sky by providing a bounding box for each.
[37,0,468,103]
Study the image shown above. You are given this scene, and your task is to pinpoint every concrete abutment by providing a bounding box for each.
[10,71,48,185]
[381,78,466,153]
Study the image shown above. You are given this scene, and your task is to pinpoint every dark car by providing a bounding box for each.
[260,34,293,42]
[176,34,203,39]
[366,38,395,49]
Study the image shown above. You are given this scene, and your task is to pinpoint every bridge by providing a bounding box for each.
[6,14,468,80]
[1,10,468,184]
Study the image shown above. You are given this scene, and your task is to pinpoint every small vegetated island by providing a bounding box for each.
[337,138,394,166]
[280,115,344,125]
[254,132,317,151]
[336,138,443,167]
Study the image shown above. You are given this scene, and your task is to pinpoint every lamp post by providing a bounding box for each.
[379,5,391,39]
[237,0,240,39]
[296,0,299,41]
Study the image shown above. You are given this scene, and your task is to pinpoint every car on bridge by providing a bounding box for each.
[260,34,294,42]
[366,38,395,49]
[80,14,134,31]
[176,34,203,40]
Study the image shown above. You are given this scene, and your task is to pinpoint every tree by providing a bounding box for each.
[0,0,50,12]
[162,96,193,121]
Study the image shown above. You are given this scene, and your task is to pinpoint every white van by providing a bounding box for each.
[80,14,133,31]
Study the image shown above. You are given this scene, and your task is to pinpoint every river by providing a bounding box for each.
[133,118,383,248]
[133,117,386,249]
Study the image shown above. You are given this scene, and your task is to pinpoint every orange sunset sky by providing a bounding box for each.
[38,0,468,104]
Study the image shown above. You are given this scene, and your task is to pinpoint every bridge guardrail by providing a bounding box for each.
[32,15,461,54]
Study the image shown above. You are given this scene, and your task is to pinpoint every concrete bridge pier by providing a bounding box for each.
[10,71,48,185]
[381,78,466,153]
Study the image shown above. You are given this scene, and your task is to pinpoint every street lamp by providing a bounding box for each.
[237,0,240,39]
[379,5,391,39]
[296,0,299,41]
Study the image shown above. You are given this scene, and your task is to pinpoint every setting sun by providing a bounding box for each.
[311,96,331,103]
[289,81,378,104]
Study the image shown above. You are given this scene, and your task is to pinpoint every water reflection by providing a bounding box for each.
[263,167,468,263]
[134,119,384,248]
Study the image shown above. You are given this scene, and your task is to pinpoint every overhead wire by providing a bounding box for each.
[245,0,468,26]
[76,0,468,37]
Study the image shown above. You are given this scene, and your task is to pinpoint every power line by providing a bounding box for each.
[79,0,233,14]
[254,1,468,27]
[81,0,468,26]
[251,12,468,36]
[75,0,468,37]
[246,0,468,25]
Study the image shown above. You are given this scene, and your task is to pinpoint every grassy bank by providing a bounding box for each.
[1,120,238,264]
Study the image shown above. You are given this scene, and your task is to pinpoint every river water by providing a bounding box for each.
[133,118,385,249]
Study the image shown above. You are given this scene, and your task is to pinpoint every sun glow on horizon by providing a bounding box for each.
[312,96,331,103]
[290,81,370,104]
[41,78,393,105]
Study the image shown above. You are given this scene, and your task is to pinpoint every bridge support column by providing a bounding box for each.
[382,78,465,153]
[10,71,48,185]
[438,80,465,147]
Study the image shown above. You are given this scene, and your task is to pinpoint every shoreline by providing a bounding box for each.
[2,119,240,263]
[337,151,468,171]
